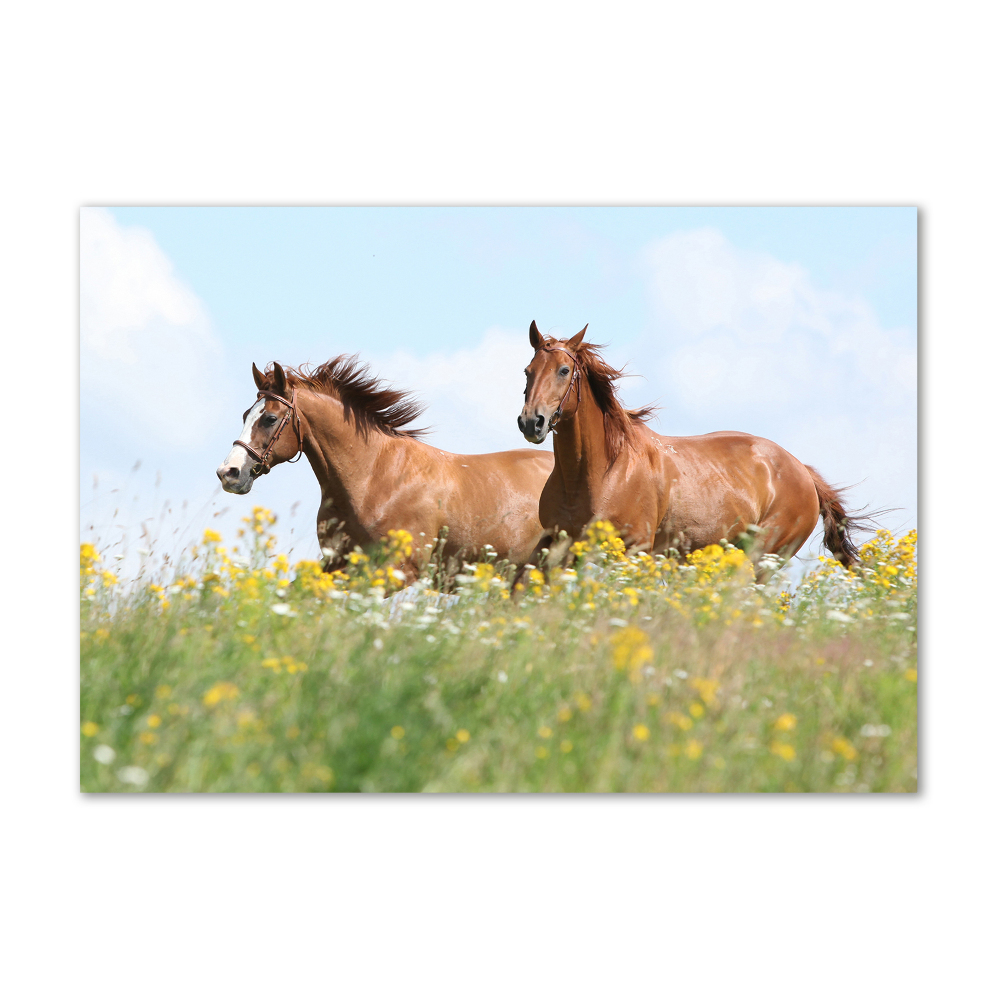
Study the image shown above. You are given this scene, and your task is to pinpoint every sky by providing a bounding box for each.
[80,206,917,579]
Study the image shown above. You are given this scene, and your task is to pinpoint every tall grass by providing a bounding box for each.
[80,513,917,792]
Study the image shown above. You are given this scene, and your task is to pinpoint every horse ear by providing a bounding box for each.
[529,320,542,350]
[252,362,265,389]
[566,324,588,351]
[271,362,287,396]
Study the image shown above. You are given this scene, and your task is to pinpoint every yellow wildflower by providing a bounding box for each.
[202,682,239,707]
[571,520,626,562]
[456,729,470,743]
[262,656,307,675]
[81,721,99,737]
[774,713,797,732]
[770,741,796,762]
[284,657,308,675]
[633,724,650,741]
[391,726,405,740]
[690,677,719,706]
[385,528,414,559]
[610,626,653,678]
[666,711,693,731]
[80,543,100,572]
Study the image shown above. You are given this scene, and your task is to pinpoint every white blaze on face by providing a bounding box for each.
[222,398,265,475]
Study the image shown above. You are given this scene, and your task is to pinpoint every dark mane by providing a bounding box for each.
[269,355,428,439]
[554,339,656,467]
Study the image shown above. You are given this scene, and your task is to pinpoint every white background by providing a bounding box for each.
[2,2,994,997]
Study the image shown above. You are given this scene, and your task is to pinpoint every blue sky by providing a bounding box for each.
[81,207,916,577]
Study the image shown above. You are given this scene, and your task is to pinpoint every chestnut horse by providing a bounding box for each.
[217,356,554,582]
[517,321,868,574]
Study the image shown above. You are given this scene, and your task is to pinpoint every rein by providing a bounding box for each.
[537,343,582,429]
[232,387,304,476]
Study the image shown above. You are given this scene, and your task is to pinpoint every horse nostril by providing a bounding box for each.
[517,415,524,433]
[534,415,545,432]
[223,466,240,480]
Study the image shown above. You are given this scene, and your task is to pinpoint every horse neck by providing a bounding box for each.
[551,379,610,492]
[296,390,393,512]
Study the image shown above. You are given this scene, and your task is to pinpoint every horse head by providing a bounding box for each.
[216,362,303,494]
[517,320,588,444]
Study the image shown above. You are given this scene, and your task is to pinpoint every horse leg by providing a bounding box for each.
[317,517,351,573]
[748,511,818,582]
[511,534,553,599]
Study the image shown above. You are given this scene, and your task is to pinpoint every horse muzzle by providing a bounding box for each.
[517,409,550,444]
[216,456,255,494]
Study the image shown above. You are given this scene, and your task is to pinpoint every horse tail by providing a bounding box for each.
[806,466,865,569]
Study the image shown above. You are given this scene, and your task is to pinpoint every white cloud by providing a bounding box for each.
[640,228,916,418]
[80,209,224,449]
[632,228,917,527]
[372,326,544,456]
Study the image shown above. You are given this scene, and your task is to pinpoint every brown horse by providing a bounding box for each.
[217,356,554,582]
[517,321,868,574]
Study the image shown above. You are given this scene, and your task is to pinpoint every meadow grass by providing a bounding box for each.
[80,513,917,792]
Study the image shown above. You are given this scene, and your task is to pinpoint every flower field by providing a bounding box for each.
[80,510,917,792]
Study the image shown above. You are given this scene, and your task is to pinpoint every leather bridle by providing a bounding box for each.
[535,343,582,430]
[232,388,304,476]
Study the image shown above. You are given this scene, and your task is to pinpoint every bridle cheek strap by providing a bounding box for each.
[538,344,581,429]
[231,387,304,476]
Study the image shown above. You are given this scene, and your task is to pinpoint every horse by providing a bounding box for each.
[516,321,871,576]
[217,355,554,583]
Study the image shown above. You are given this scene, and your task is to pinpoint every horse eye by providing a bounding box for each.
[261,413,277,426]
[559,366,570,376]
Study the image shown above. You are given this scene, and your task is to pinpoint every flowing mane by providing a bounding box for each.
[558,340,656,466]
[268,355,428,439]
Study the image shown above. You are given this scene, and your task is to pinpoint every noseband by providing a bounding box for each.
[232,388,304,476]
[536,343,582,429]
